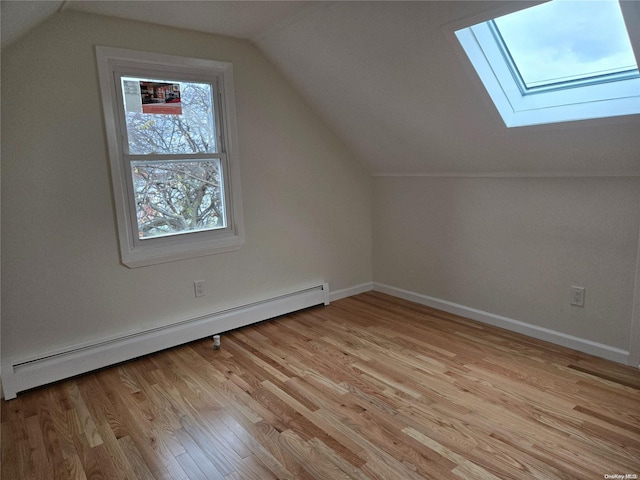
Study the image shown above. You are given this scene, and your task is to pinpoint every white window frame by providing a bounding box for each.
[451,2,640,128]
[96,47,245,267]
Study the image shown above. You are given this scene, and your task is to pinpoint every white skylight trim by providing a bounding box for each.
[454,0,640,128]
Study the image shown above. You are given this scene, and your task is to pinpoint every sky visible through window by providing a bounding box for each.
[493,0,638,88]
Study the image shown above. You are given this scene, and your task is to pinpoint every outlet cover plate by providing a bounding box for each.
[570,286,585,307]
[194,280,206,298]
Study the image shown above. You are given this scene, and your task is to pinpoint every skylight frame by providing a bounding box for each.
[491,0,639,91]
[452,1,640,128]
[490,19,640,95]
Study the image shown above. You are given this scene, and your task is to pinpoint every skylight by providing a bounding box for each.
[494,0,638,89]
[454,0,640,127]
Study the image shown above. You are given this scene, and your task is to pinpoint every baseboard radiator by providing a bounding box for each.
[2,283,329,400]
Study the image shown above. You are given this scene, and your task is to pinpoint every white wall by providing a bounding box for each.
[1,11,372,364]
[373,176,640,356]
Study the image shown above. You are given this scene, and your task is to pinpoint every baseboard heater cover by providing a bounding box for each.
[1,283,329,400]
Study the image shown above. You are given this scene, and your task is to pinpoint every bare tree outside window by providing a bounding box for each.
[132,161,224,238]
[122,80,225,239]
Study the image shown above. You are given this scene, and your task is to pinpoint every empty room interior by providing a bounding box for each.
[2,0,640,478]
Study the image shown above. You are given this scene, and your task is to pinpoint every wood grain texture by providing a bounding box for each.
[2,292,639,479]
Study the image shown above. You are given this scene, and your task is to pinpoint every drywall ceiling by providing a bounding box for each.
[65,0,326,41]
[3,1,639,175]
[254,1,640,174]
[0,0,64,45]
[1,1,324,45]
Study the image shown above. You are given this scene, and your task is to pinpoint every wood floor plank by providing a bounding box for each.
[25,414,55,480]
[1,410,22,480]
[217,412,303,480]
[262,380,366,469]
[175,452,207,480]
[117,435,157,480]
[3,291,639,479]
[64,383,104,448]
[172,427,227,480]
[230,453,279,480]
[403,426,503,480]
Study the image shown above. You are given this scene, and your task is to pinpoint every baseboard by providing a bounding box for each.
[373,283,629,365]
[1,283,329,400]
[329,282,374,302]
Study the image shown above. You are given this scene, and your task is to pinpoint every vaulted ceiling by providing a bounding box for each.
[2,0,639,175]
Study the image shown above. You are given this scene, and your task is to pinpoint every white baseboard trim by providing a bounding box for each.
[1,283,329,400]
[329,282,374,302]
[373,283,629,365]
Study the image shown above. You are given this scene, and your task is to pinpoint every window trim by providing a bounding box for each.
[449,1,640,128]
[96,47,245,267]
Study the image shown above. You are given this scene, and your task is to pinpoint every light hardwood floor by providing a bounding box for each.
[2,292,640,479]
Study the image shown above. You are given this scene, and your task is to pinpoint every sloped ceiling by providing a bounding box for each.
[65,0,326,41]
[0,0,63,45]
[254,1,640,175]
[0,1,324,44]
[3,0,639,175]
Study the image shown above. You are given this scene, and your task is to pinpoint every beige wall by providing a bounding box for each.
[1,11,372,362]
[373,176,640,351]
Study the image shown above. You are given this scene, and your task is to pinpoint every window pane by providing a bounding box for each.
[132,160,225,239]
[121,77,217,154]
[494,0,638,88]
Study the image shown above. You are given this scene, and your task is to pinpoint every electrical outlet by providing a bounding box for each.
[194,280,206,298]
[570,286,585,307]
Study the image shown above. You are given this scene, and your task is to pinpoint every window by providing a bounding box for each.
[454,0,640,127]
[97,47,244,267]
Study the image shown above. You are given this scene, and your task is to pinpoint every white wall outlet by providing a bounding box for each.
[570,286,585,307]
[194,280,206,298]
